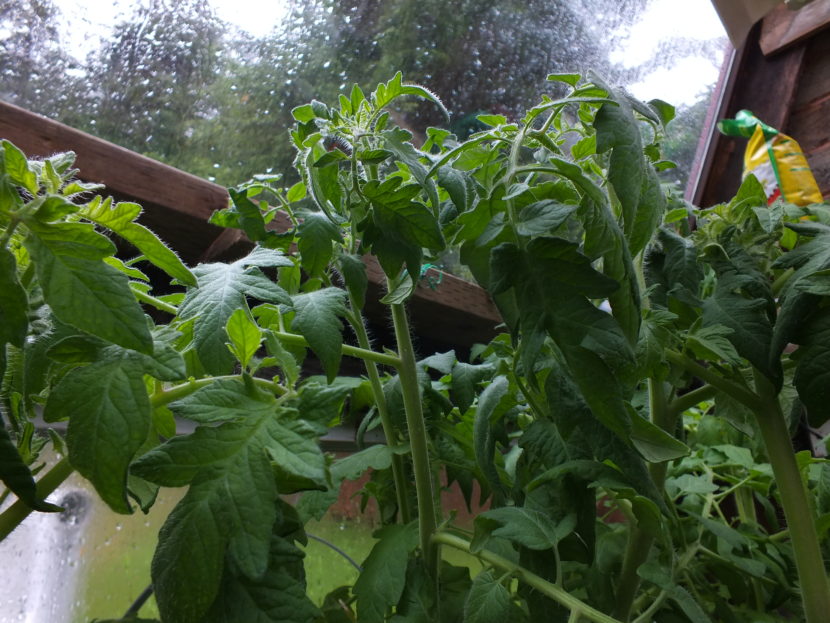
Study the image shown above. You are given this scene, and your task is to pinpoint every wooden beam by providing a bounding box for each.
[0,100,228,221]
[760,0,830,55]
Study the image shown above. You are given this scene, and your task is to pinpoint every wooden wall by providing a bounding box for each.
[692,2,830,205]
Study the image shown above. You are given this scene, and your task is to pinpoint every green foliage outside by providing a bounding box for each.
[2,72,830,623]
[0,0,721,191]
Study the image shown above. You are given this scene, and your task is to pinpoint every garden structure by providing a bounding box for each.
[2,3,830,623]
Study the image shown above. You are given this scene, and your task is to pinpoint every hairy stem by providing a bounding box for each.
[150,374,285,408]
[665,350,761,411]
[272,330,401,368]
[614,379,672,621]
[752,370,830,623]
[433,531,625,623]
[345,303,412,524]
[389,298,439,579]
[0,216,20,249]
[0,458,73,541]
[131,287,179,315]
[667,383,717,416]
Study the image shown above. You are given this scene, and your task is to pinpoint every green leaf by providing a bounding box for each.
[290,287,347,383]
[516,200,577,237]
[793,305,830,427]
[178,248,292,375]
[202,513,319,623]
[225,188,269,243]
[225,309,262,369]
[463,570,512,623]
[595,98,644,238]
[2,139,38,194]
[638,562,711,623]
[371,72,449,122]
[353,522,419,623]
[297,210,341,278]
[628,165,665,257]
[0,247,28,355]
[357,149,394,165]
[133,383,326,622]
[80,198,195,286]
[474,375,510,492]
[451,361,493,414]
[33,194,79,221]
[382,128,441,212]
[436,166,471,214]
[474,507,576,552]
[44,347,152,513]
[337,254,368,308]
[686,324,743,367]
[629,412,690,463]
[23,221,153,354]
[702,269,777,384]
[0,424,61,511]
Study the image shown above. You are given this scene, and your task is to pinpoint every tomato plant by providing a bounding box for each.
[1,72,830,623]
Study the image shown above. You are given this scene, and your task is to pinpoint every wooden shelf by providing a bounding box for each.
[0,100,503,349]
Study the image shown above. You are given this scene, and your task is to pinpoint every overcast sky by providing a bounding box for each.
[52,0,727,106]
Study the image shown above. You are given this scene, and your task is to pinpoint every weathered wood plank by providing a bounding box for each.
[792,32,830,107]
[805,143,830,197]
[760,0,830,55]
[788,95,830,155]
[0,100,228,221]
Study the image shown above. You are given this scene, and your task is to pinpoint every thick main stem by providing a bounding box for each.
[614,379,672,622]
[0,458,73,541]
[346,302,412,524]
[389,299,439,576]
[753,371,830,623]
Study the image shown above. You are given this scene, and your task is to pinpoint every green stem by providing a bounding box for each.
[345,303,412,524]
[0,458,73,541]
[433,531,625,623]
[389,297,439,577]
[131,287,179,315]
[0,216,20,249]
[667,383,717,416]
[752,370,830,623]
[665,350,761,411]
[613,379,672,622]
[271,330,401,368]
[150,374,285,408]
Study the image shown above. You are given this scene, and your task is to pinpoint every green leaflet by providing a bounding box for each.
[595,97,644,236]
[297,210,342,278]
[353,522,419,623]
[80,197,196,286]
[44,349,151,514]
[463,570,512,623]
[1,139,38,195]
[702,269,778,385]
[515,200,577,237]
[178,248,292,375]
[225,308,262,369]
[473,375,510,494]
[472,507,576,552]
[23,221,153,354]
[392,560,434,623]
[0,246,28,375]
[382,128,441,212]
[290,287,347,383]
[361,176,444,281]
[132,382,326,623]
[337,253,368,309]
[201,503,319,623]
[371,71,450,122]
[793,305,830,427]
[0,424,61,512]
